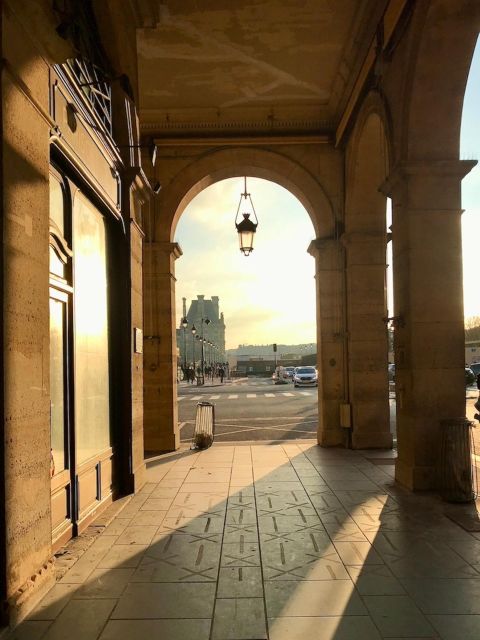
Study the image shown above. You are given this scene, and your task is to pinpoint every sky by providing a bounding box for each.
[174,178,316,349]
[461,37,480,319]
[175,38,480,350]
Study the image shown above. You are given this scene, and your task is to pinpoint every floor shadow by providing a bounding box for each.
[8,443,480,639]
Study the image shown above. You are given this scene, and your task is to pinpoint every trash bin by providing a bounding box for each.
[438,418,475,502]
[192,401,215,450]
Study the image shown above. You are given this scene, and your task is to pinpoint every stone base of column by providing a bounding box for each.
[395,459,436,491]
[317,426,345,447]
[352,430,393,449]
[6,558,56,629]
[144,431,179,453]
[131,461,147,492]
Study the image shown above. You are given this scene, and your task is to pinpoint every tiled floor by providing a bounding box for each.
[10,443,480,640]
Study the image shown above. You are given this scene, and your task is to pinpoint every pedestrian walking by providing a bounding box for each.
[219,366,225,383]
[475,373,480,420]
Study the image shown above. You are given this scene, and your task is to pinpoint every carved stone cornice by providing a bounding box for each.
[380,159,478,197]
[140,117,335,140]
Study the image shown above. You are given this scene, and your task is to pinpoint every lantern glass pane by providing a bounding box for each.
[239,229,254,253]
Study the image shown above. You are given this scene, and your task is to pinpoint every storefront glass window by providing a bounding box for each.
[73,192,111,464]
[50,297,66,474]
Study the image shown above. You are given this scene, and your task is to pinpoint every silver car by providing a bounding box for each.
[293,366,318,387]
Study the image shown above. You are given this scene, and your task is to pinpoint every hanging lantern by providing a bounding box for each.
[235,177,258,256]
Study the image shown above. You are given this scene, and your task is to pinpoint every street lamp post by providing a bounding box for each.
[199,318,211,384]
[191,324,196,373]
[181,316,188,374]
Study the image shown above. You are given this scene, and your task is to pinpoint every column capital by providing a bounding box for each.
[307,236,341,257]
[146,241,183,259]
[144,241,182,277]
[308,236,343,271]
[380,159,477,198]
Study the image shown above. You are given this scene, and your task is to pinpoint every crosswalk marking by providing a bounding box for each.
[177,391,314,402]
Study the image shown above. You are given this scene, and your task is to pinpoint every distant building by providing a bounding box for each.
[234,354,312,376]
[466,340,480,365]
[177,295,226,366]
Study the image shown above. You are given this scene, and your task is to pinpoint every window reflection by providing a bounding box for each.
[50,297,66,474]
[73,192,111,464]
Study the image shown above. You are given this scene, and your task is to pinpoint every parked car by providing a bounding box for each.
[465,366,476,386]
[293,366,318,387]
[284,366,296,379]
[469,362,480,377]
[388,364,395,382]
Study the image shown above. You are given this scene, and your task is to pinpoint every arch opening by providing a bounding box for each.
[344,105,393,449]
[173,176,321,444]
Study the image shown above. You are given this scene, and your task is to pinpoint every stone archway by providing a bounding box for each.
[380,0,479,489]
[343,94,393,449]
[155,146,336,242]
[143,144,347,451]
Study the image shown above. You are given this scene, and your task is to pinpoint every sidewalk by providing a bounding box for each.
[178,377,247,389]
[9,443,480,640]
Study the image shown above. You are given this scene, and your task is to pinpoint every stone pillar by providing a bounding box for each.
[383,160,476,490]
[143,241,182,452]
[308,238,347,446]
[343,232,392,449]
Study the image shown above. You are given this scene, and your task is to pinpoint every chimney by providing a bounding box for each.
[212,296,219,320]
[197,294,205,318]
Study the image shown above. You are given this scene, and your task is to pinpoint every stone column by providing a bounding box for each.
[343,232,392,449]
[143,241,182,452]
[383,160,476,490]
[308,238,347,446]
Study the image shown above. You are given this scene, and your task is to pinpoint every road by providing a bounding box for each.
[178,378,477,448]
[178,376,318,443]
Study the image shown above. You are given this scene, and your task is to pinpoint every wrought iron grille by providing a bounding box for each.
[66,57,112,135]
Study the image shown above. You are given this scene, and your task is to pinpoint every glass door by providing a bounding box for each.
[49,288,74,548]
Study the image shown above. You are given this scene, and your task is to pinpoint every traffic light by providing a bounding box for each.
[273,343,277,352]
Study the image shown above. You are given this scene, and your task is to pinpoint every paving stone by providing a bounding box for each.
[96,544,147,569]
[112,583,216,619]
[102,518,132,535]
[429,614,480,639]
[99,619,211,640]
[212,598,267,639]
[401,578,480,614]
[75,568,134,598]
[347,564,406,595]
[221,541,260,567]
[128,510,167,526]
[115,525,159,545]
[364,595,436,637]
[27,583,78,620]
[217,567,264,597]
[39,599,116,640]
[265,580,367,617]
[268,616,382,639]
[6,621,52,640]
[333,541,384,565]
